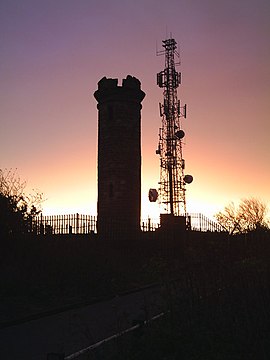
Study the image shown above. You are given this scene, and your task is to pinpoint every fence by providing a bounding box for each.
[188,213,223,232]
[32,213,223,235]
[33,214,97,235]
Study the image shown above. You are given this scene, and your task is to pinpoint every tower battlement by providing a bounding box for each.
[94,75,145,105]
[97,75,142,90]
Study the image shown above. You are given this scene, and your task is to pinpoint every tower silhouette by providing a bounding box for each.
[150,37,193,231]
[94,75,145,237]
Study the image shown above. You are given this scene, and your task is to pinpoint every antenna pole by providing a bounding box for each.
[156,37,192,217]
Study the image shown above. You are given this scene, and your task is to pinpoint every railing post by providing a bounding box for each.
[76,213,79,234]
[40,213,44,235]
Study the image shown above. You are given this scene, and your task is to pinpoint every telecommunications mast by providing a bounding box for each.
[150,37,193,223]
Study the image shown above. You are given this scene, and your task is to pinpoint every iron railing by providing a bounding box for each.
[32,213,223,235]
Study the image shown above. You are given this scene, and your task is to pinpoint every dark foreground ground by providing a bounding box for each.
[1,229,270,359]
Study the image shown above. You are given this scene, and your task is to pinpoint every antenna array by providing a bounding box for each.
[150,37,193,217]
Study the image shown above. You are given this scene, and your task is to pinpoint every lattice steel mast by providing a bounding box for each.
[154,37,192,216]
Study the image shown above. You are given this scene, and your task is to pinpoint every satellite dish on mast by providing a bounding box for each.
[184,175,193,184]
[175,130,185,139]
[148,188,158,202]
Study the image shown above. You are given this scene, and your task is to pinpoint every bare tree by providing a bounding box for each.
[0,169,43,236]
[0,168,26,198]
[215,202,243,234]
[215,197,269,234]
[239,197,268,232]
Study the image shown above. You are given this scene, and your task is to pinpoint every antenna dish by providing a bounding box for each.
[175,130,185,139]
[184,175,193,184]
[148,188,158,202]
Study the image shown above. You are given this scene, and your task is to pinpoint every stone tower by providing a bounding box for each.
[94,75,145,237]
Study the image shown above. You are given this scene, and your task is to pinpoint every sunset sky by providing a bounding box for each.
[1,0,269,220]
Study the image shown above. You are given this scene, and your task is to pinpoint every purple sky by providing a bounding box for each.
[1,0,270,219]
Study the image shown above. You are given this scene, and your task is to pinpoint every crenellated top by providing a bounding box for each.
[94,75,145,105]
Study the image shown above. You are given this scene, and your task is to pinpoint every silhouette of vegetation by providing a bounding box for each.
[215,197,269,234]
[1,185,270,357]
[0,169,43,237]
[1,228,270,357]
